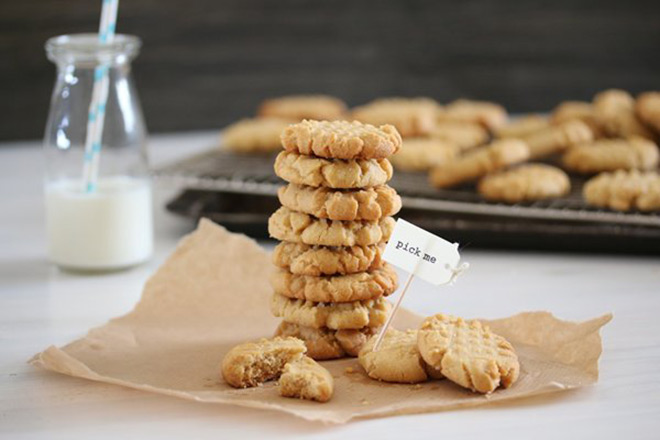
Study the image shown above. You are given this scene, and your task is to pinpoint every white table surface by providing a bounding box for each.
[1,132,659,439]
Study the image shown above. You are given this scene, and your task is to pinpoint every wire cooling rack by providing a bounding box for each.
[153,149,660,228]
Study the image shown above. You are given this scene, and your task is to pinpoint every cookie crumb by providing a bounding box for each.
[345,367,355,374]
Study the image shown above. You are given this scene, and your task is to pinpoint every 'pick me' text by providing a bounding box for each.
[395,241,437,263]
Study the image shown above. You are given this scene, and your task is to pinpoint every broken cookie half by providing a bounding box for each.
[279,356,334,403]
[221,336,334,403]
[221,337,306,388]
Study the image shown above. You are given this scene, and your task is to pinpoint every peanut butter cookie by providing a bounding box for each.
[593,89,655,139]
[281,119,401,159]
[275,321,378,359]
[430,120,489,150]
[274,151,393,188]
[257,95,347,121]
[358,329,443,384]
[351,97,440,137]
[477,164,570,203]
[551,101,603,137]
[438,99,508,132]
[270,264,398,303]
[278,356,334,402]
[268,207,395,247]
[429,139,530,188]
[390,138,459,172]
[636,91,660,134]
[583,170,660,212]
[418,314,520,394]
[222,118,291,153]
[277,184,401,221]
[272,242,385,276]
[495,115,550,139]
[522,119,594,159]
[270,293,391,330]
[563,137,659,174]
[221,337,306,388]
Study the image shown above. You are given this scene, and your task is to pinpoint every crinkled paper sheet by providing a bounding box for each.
[31,219,612,424]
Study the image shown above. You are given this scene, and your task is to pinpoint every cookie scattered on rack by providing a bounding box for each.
[390,138,459,172]
[430,120,489,151]
[635,92,660,134]
[429,139,530,188]
[593,89,656,140]
[220,95,347,153]
[258,95,347,121]
[562,137,659,174]
[495,115,550,139]
[477,164,571,203]
[222,118,291,153]
[268,119,402,360]
[519,119,594,159]
[551,101,603,138]
[351,97,440,137]
[583,170,660,212]
[438,99,509,133]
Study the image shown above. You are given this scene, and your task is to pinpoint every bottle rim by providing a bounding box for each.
[45,33,141,63]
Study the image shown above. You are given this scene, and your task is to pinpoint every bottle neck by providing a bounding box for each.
[46,33,141,68]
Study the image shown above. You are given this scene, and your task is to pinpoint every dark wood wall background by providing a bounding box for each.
[2,0,660,140]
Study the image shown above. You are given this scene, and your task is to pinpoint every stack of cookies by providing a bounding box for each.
[268,119,403,360]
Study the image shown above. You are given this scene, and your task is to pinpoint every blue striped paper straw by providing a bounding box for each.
[82,0,119,193]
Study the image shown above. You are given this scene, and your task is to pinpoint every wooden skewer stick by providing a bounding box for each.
[371,261,469,352]
[372,272,415,352]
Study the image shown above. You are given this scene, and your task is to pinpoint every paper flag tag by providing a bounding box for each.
[383,219,463,286]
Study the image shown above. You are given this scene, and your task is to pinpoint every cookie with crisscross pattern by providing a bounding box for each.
[270,293,390,330]
[417,314,520,394]
[268,207,395,247]
[278,184,401,221]
[274,151,393,188]
[270,264,397,303]
[281,119,401,159]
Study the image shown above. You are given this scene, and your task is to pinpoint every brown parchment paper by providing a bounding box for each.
[30,219,612,424]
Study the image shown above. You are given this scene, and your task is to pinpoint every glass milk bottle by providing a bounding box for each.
[44,34,153,271]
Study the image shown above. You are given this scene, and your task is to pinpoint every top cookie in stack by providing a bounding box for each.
[268,120,403,360]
